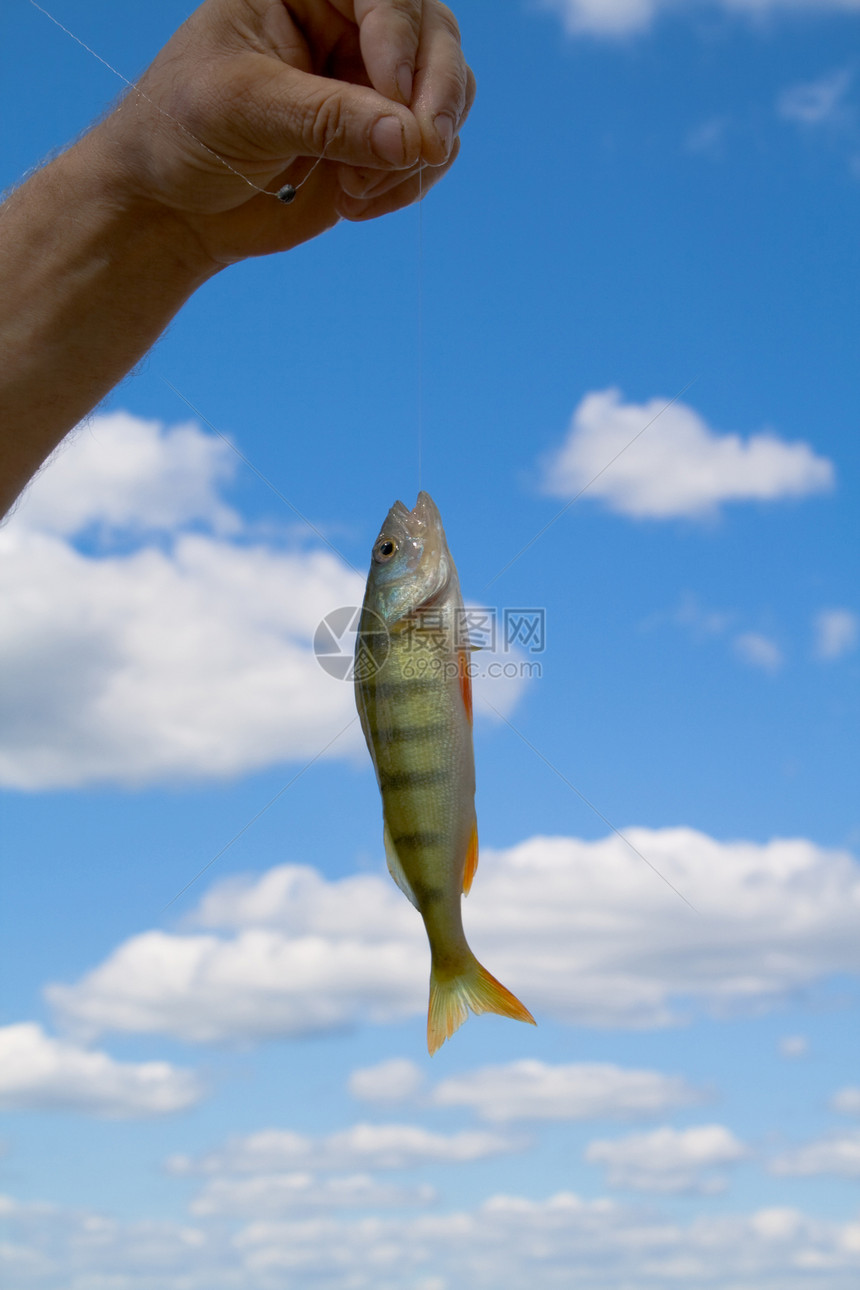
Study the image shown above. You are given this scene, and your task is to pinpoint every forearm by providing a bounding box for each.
[0,130,215,516]
[0,0,472,517]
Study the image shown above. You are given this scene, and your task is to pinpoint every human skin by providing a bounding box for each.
[0,0,474,515]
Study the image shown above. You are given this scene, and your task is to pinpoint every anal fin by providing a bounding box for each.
[462,817,479,896]
[383,820,419,910]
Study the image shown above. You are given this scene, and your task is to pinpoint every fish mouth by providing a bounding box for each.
[386,492,443,538]
[369,492,453,625]
[411,492,450,606]
[408,493,445,565]
[411,491,443,531]
[380,492,449,605]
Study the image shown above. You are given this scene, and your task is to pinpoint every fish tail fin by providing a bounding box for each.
[427,953,535,1055]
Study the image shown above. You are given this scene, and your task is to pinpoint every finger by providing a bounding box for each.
[337,158,420,199]
[411,3,473,165]
[336,141,458,199]
[232,56,422,170]
[353,0,424,104]
[336,162,392,199]
[335,137,460,220]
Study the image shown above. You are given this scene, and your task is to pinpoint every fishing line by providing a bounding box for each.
[417,161,424,491]
[30,0,689,917]
[26,0,330,205]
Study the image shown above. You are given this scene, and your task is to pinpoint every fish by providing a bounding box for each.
[354,491,535,1054]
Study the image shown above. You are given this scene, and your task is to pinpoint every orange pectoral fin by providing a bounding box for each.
[462,818,479,896]
[458,649,473,726]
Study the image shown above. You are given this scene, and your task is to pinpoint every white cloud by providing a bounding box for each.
[349,1058,425,1104]
[0,528,366,791]
[541,0,860,40]
[46,866,425,1044]
[167,1122,520,1175]
[733,631,784,672]
[0,411,526,789]
[540,389,833,519]
[163,1116,525,1234]
[832,1087,860,1116]
[585,1124,749,1192]
[0,1023,202,1117]
[430,1060,704,1123]
[685,116,730,157]
[652,596,836,676]
[47,923,425,1045]
[47,828,860,1043]
[770,1129,860,1178]
[814,609,859,661]
[645,595,790,675]
[539,0,659,37]
[0,413,367,789]
[0,1194,222,1289]
[188,1172,435,1217]
[180,1197,860,1287]
[779,1034,809,1058]
[778,69,854,126]
[10,411,239,537]
[5,1188,859,1290]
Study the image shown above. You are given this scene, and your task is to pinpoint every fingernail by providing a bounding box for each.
[434,113,455,157]
[396,61,413,104]
[371,115,405,166]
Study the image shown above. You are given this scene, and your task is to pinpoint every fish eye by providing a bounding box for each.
[373,537,398,562]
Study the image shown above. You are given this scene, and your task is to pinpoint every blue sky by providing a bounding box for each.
[1,0,859,1286]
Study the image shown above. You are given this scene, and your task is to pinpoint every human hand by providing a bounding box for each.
[90,0,475,269]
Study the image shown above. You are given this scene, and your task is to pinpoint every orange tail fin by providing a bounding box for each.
[427,954,535,1055]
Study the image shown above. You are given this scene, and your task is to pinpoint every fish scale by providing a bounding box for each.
[355,491,535,1053]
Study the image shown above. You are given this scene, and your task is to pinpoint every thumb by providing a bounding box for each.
[251,63,423,169]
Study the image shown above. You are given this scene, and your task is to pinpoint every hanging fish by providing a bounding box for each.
[355,491,535,1054]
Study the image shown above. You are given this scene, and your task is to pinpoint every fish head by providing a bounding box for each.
[363,491,452,626]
